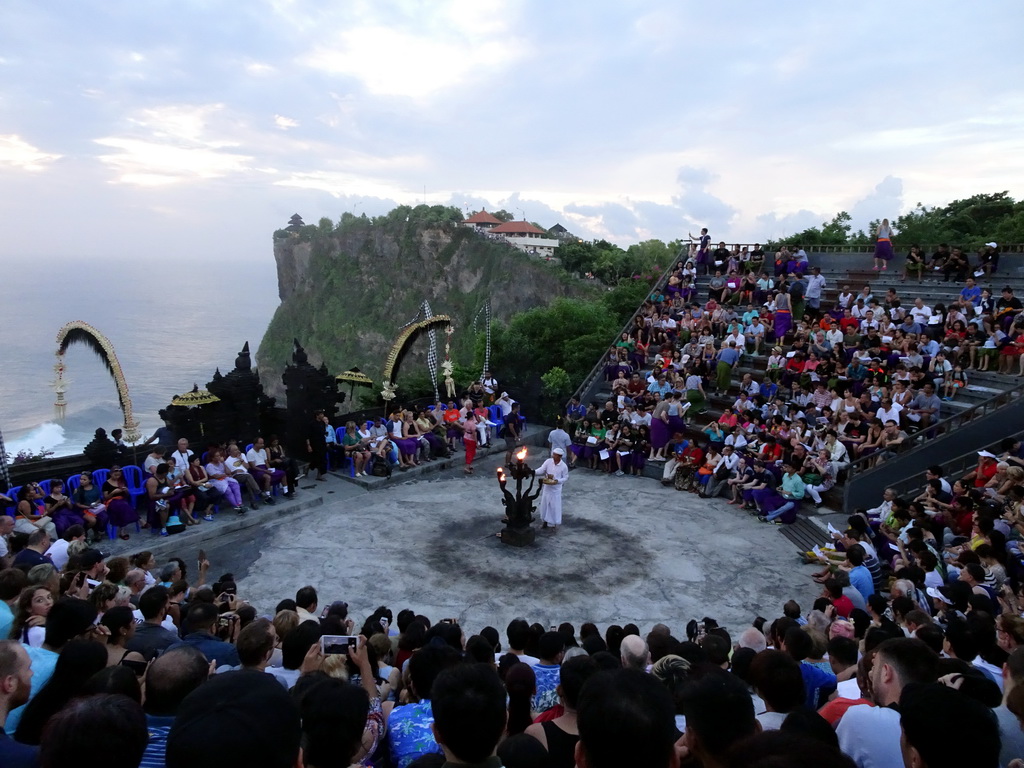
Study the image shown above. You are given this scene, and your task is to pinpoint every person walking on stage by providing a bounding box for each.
[538,448,570,532]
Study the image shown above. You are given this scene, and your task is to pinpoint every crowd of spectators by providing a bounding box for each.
[1,536,1022,768]
[0,381,528,545]
[1,243,1021,767]
[563,244,1022,522]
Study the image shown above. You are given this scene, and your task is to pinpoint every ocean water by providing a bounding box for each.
[1,256,280,458]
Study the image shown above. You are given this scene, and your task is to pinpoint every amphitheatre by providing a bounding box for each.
[13,236,1023,634]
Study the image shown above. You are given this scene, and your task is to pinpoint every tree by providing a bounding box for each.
[820,211,853,243]
[540,366,573,423]
[491,209,515,222]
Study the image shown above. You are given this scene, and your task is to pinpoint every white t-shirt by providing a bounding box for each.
[756,711,786,731]
[170,450,194,471]
[225,455,250,475]
[806,274,827,299]
[835,677,862,700]
[836,704,902,768]
[875,405,902,424]
[494,651,539,666]
[910,305,933,325]
[246,448,269,467]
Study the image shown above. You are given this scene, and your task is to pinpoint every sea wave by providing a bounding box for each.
[5,422,67,458]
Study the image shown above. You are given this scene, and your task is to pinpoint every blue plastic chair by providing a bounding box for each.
[120,466,146,507]
[334,427,356,476]
[92,469,110,488]
[2,486,20,518]
[37,479,53,498]
[245,443,254,454]
[65,474,82,498]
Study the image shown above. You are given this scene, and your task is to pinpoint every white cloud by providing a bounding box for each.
[0,135,61,171]
[94,137,253,184]
[94,104,255,184]
[274,170,410,200]
[274,115,299,130]
[303,26,523,98]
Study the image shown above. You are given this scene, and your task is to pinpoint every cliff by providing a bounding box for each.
[256,207,597,398]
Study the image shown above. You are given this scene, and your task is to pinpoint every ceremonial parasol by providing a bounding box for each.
[170,385,221,435]
[335,368,374,401]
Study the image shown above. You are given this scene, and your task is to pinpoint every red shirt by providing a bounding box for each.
[832,595,854,618]
[973,459,997,488]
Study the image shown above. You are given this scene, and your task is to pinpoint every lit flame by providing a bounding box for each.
[516,447,527,462]
[497,468,505,480]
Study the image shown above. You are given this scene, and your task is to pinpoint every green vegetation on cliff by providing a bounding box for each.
[258,205,601,402]
[259,204,676,415]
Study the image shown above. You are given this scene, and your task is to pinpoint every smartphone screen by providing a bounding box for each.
[321,635,358,655]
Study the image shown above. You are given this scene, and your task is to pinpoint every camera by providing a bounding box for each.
[321,635,358,655]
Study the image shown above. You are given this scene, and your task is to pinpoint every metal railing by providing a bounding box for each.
[569,248,687,406]
[846,380,1024,480]
[885,444,993,500]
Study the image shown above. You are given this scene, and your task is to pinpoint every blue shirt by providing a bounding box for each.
[718,347,741,366]
[388,700,443,768]
[960,285,982,306]
[532,663,561,713]
[5,646,58,732]
[849,565,875,600]
[0,602,13,641]
[0,727,38,768]
[168,632,240,668]
[139,714,175,768]
[799,662,837,709]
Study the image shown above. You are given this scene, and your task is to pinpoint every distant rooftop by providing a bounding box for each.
[464,210,503,225]
[490,220,546,235]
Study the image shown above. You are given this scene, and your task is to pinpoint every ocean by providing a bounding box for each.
[1,255,280,459]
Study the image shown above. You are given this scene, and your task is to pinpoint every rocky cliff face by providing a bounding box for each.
[257,218,594,398]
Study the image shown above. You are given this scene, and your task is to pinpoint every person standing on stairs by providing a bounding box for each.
[872,218,894,271]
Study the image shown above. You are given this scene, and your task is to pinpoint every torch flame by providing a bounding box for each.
[516,447,527,462]
[497,468,505,480]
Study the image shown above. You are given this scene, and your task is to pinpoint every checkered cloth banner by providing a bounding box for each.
[422,301,440,402]
[472,300,492,378]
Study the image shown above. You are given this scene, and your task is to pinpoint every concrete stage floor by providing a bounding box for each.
[235,452,817,635]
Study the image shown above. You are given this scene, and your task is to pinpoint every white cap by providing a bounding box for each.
[926,587,952,605]
[985,242,998,248]
[978,450,997,459]
[552,448,565,456]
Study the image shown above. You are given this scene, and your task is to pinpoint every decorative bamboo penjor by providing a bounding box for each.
[379,315,453,409]
[53,321,141,443]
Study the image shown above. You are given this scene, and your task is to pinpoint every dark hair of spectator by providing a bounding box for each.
[432,663,508,763]
[16,638,108,744]
[578,668,677,768]
[504,662,536,735]
[40,694,148,768]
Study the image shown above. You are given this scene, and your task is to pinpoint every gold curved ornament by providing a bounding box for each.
[381,315,453,383]
[54,321,142,443]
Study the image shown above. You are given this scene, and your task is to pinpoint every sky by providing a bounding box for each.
[1,0,1023,261]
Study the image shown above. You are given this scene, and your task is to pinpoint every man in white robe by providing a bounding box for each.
[537,448,569,531]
